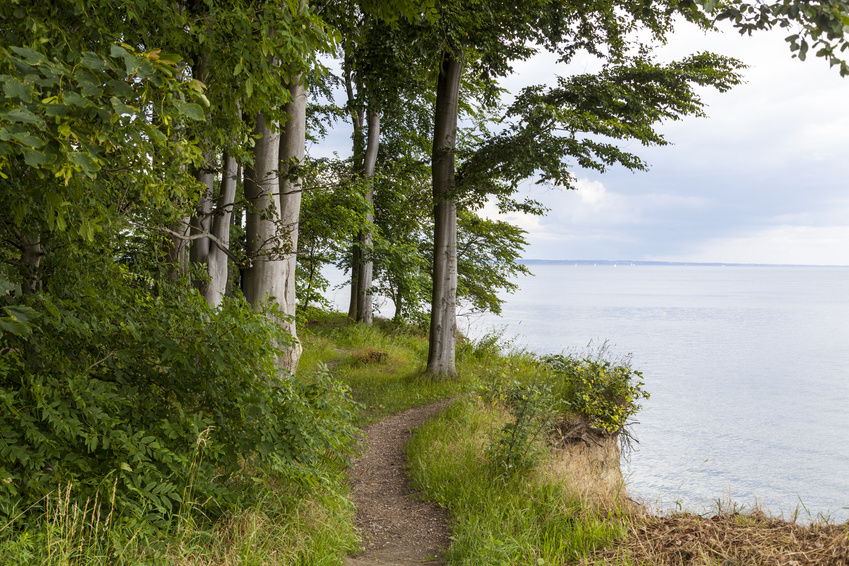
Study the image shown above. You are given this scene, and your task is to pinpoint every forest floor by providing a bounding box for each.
[345,400,453,566]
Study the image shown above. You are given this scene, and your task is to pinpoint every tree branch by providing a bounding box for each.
[149,223,243,264]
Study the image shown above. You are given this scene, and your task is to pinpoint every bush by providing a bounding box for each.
[542,350,649,434]
[485,381,556,476]
[474,341,648,477]
[0,254,358,548]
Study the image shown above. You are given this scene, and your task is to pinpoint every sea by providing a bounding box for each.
[464,262,849,523]
[324,262,849,522]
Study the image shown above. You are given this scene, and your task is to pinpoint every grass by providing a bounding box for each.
[0,468,357,566]
[300,311,472,425]
[6,311,848,565]
[406,397,628,566]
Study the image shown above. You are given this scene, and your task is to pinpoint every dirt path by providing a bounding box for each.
[345,400,452,566]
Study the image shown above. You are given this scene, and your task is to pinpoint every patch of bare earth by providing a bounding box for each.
[346,400,452,566]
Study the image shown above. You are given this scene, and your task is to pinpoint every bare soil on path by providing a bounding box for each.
[345,400,452,566]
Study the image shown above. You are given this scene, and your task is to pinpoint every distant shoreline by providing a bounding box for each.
[519,259,849,268]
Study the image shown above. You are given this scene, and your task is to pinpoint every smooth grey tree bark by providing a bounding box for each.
[277,76,306,372]
[202,150,238,307]
[345,58,365,321]
[427,52,463,377]
[189,155,213,278]
[354,110,380,324]
[165,218,190,285]
[243,112,285,307]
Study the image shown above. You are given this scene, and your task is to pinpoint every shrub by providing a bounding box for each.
[542,350,649,434]
[0,258,358,547]
[485,380,557,476]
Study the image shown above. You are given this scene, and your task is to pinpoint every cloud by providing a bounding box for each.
[672,225,849,266]
[317,21,849,266]
[576,178,605,205]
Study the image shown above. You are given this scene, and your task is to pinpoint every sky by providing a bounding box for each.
[485,21,849,265]
[315,19,849,266]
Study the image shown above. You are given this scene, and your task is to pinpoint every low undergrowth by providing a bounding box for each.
[0,472,357,566]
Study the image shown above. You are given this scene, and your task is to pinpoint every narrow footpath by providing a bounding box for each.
[345,400,452,566]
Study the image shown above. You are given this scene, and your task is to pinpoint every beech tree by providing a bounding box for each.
[337,13,430,323]
[416,0,747,376]
[0,0,353,539]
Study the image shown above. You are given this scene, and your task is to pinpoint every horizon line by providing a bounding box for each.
[518,259,849,268]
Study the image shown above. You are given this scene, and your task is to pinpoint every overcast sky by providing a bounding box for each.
[315,19,849,266]
[486,21,849,266]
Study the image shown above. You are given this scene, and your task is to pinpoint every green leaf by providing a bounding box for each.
[0,318,30,337]
[64,91,95,108]
[107,79,134,99]
[44,104,69,117]
[110,96,136,116]
[2,108,45,129]
[0,305,39,337]
[158,52,183,65]
[80,51,106,70]
[77,77,104,98]
[9,130,45,148]
[0,276,17,296]
[22,148,50,166]
[109,44,129,59]
[10,46,48,65]
[68,151,100,176]
[0,75,32,102]
[4,305,39,325]
[173,99,205,121]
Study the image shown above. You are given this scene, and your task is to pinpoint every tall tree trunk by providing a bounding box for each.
[243,112,284,306]
[345,56,365,320]
[189,152,214,288]
[427,52,463,377]
[165,218,190,285]
[355,111,380,324]
[188,57,213,290]
[203,149,238,307]
[348,246,361,320]
[277,76,306,372]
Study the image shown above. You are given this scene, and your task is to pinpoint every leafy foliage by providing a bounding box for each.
[0,3,358,548]
[0,247,358,536]
[542,351,649,433]
[0,43,203,243]
[703,0,849,75]
[485,380,557,476]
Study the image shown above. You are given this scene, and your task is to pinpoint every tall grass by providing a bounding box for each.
[407,397,627,566]
[0,471,357,565]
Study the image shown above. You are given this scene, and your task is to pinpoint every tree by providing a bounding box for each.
[0,0,358,542]
[337,13,429,323]
[416,0,744,376]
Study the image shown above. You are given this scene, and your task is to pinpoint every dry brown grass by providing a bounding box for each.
[350,347,389,366]
[585,508,849,565]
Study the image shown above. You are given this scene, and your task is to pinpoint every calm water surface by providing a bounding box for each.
[466,264,849,522]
